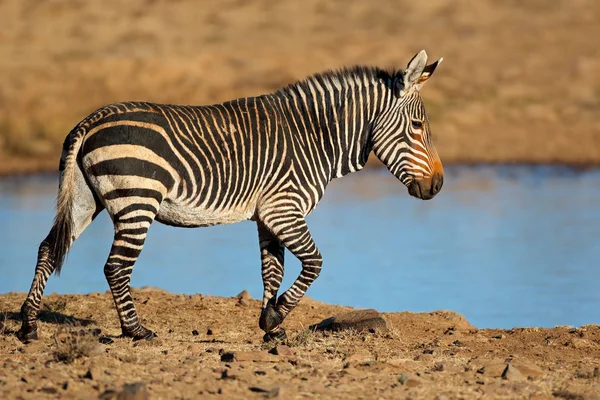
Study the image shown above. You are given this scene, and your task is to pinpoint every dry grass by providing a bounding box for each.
[52,328,102,363]
[0,0,598,174]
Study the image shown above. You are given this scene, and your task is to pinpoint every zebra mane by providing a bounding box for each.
[275,66,402,97]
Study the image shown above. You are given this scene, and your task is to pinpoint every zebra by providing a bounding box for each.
[18,50,444,343]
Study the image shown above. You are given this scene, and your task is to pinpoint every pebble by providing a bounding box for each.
[207,327,219,336]
[221,351,278,363]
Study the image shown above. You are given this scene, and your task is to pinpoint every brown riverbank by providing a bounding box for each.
[0,0,599,175]
[1,289,599,399]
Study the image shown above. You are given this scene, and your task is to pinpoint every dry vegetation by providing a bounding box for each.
[1,289,600,399]
[0,0,599,174]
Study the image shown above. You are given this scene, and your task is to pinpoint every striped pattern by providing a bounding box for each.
[18,50,444,342]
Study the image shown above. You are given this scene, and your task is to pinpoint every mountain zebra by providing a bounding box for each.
[18,50,444,343]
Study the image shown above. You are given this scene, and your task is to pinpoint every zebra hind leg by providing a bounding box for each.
[256,223,286,341]
[18,165,103,343]
[104,205,159,341]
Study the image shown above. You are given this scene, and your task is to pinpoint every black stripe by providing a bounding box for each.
[91,158,175,191]
[114,203,158,221]
[105,188,163,203]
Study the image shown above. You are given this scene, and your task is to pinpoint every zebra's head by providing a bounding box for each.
[372,50,444,200]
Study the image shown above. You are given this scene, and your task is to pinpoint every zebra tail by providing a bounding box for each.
[51,127,85,276]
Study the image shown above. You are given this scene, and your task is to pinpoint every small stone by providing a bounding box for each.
[398,374,409,384]
[492,334,505,339]
[206,328,219,336]
[415,354,434,362]
[191,330,199,336]
[268,345,294,357]
[433,362,445,372]
[310,309,388,334]
[186,343,204,354]
[344,349,373,364]
[502,364,525,381]
[221,351,278,363]
[81,369,93,380]
[594,367,599,377]
[117,382,148,400]
[405,378,422,388]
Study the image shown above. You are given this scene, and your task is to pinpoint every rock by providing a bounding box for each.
[477,360,509,377]
[501,364,525,381]
[191,330,199,336]
[398,374,409,384]
[221,351,278,363]
[117,382,148,400]
[568,338,595,349]
[249,386,280,398]
[236,290,252,306]
[511,361,544,379]
[310,309,388,334]
[268,345,294,357]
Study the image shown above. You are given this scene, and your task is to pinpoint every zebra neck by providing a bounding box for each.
[276,73,387,180]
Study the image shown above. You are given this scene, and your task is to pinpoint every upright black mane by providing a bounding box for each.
[275,66,403,97]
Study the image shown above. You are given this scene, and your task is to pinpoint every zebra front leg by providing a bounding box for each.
[259,212,322,341]
[104,223,156,340]
[256,223,286,341]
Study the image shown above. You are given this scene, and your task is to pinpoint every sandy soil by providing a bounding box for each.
[1,289,599,399]
[0,0,599,174]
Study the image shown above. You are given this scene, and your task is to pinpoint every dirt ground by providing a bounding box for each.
[0,0,599,174]
[1,289,599,399]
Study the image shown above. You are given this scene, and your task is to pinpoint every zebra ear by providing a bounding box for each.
[414,58,443,91]
[402,50,428,93]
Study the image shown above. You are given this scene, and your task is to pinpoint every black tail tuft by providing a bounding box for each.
[50,199,73,276]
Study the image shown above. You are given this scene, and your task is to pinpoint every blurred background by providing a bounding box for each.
[1,0,599,329]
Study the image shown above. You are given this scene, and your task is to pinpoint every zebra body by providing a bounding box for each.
[19,50,444,342]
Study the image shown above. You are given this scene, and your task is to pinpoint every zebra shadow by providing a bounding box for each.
[0,310,95,336]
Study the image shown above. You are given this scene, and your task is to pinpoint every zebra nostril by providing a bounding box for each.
[433,173,444,194]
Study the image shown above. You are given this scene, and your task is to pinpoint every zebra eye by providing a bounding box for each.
[411,120,423,129]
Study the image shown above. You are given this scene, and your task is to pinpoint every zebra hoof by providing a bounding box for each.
[259,303,283,333]
[17,326,38,343]
[132,330,157,341]
[263,328,287,343]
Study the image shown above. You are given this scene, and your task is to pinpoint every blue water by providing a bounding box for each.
[1,166,599,329]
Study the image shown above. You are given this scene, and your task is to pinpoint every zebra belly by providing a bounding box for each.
[156,198,256,228]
